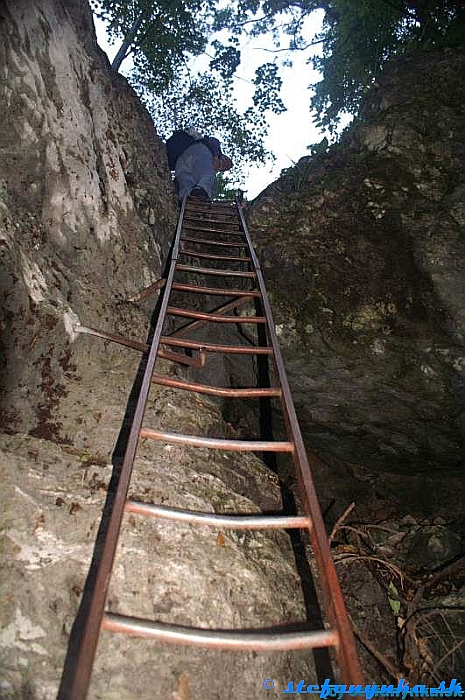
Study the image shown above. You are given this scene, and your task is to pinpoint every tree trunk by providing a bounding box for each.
[111,12,145,71]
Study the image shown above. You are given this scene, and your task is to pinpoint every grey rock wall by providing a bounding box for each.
[0,0,175,439]
[0,387,312,699]
[249,48,465,507]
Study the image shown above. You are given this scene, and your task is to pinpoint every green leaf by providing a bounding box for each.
[388,581,401,616]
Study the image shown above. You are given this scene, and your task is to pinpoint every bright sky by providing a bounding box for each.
[225,12,327,198]
[93,11,333,199]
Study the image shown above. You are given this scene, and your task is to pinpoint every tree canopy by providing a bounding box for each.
[92,0,465,165]
[91,0,288,172]
[308,0,465,131]
[135,70,273,166]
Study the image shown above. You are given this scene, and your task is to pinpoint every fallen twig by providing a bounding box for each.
[330,502,355,542]
[350,615,400,680]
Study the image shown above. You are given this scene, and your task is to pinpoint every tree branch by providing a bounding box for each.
[112,12,145,71]
[234,11,279,27]
[253,37,325,52]
[351,616,400,680]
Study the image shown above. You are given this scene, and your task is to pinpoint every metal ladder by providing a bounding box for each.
[62,194,363,698]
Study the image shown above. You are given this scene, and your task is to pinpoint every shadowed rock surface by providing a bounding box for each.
[249,47,465,513]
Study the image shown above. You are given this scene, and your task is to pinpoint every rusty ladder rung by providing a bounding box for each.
[175,264,255,278]
[184,214,241,227]
[172,282,260,297]
[101,613,338,651]
[184,212,238,219]
[179,248,252,262]
[168,296,254,339]
[160,336,274,355]
[186,200,235,209]
[184,214,239,224]
[182,235,247,248]
[152,374,281,398]
[140,428,294,452]
[124,500,309,529]
[167,306,266,323]
[183,224,244,236]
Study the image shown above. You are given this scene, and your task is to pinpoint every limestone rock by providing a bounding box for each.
[404,525,462,571]
[0,383,314,698]
[0,0,176,438]
[248,47,465,496]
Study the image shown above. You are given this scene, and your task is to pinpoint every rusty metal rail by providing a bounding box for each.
[62,193,363,698]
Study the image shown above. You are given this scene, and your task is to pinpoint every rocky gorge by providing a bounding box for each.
[0,1,464,698]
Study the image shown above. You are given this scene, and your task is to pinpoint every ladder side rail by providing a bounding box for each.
[63,195,189,700]
[235,196,364,685]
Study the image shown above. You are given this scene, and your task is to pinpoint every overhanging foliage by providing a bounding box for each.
[92,0,465,162]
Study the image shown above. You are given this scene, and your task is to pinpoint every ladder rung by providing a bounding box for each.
[152,374,280,397]
[185,210,238,217]
[125,500,309,529]
[160,336,273,355]
[167,306,266,323]
[175,264,255,278]
[182,236,246,248]
[180,249,251,262]
[140,428,294,452]
[102,613,338,651]
[187,201,235,210]
[172,283,260,297]
[183,224,244,236]
[169,296,252,338]
[184,215,241,227]
[184,210,239,217]
[125,500,309,528]
[186,206,235,214]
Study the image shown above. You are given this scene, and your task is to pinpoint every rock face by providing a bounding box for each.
[0,0,175,439]
[249,47,465,513]
[0,2,315,698]
[0,398,311,699]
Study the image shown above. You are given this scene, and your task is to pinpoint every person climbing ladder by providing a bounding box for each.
[165,128,233,201]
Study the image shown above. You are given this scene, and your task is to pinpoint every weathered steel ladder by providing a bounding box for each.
[63,194,363,698]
